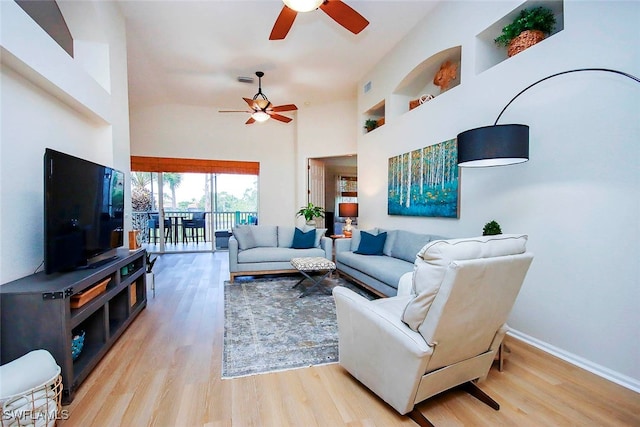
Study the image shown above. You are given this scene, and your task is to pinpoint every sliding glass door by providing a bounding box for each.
[131,171,258,254]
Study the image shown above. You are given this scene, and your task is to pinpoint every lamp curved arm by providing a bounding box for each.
[494,68,640,125]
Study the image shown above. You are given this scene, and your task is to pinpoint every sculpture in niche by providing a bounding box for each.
[433,60,458,92]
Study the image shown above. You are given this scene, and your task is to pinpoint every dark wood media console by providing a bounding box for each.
[0,248,147,404]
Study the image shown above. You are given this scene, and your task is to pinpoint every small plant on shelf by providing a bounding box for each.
[364,119,378,133]
[495,6,556,57]
[483,220,502,236]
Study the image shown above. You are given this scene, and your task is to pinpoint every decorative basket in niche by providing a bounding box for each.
[508,29,545,57]
[1,370,63,427]
[71,331,85,361]
[409,94,435,110]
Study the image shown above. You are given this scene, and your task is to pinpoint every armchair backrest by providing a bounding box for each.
[402,234,533,371]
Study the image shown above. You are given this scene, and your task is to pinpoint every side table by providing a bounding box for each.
[329,234,347,263]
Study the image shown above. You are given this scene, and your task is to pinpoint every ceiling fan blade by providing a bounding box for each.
[269,6,298,40]
[243,97,257,110]
[270,113,293,123]
[271,104,298,112]
[245,117,256,125]
[320,0,369,35]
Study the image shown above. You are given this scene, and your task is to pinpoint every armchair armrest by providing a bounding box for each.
[228,236,239,273]
[320,236,332,259]
[332,286,432,414]
[334,238,352,254]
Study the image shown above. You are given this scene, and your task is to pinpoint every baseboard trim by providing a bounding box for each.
[508,329,640,394]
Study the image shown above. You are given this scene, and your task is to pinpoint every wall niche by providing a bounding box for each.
[362,99,385,134]
[389,46,462,119]
[475,0,564,74]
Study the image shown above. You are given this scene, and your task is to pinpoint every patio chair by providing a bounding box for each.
[148,213,172,243]
[182,212,206,243]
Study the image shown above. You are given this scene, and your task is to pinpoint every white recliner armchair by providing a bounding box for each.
[333,234,534,426]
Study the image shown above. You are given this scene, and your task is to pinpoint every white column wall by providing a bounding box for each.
[294,97,358,227]
[0,1,131,283]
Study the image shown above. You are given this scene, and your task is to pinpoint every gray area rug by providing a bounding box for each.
[223,275,375,378]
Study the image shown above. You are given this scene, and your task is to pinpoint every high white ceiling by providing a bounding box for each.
[116,1,440,111]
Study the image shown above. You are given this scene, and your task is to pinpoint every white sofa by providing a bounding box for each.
[228,225,332,282]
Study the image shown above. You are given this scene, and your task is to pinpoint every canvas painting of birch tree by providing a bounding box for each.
[388,139,459,218]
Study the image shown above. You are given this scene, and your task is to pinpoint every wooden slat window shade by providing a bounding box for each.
[130,156,259,175]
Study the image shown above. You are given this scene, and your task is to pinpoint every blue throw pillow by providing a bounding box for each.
[291,228,315,249]
[354,231,387,255]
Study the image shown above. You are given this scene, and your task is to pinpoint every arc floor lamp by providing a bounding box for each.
[456,68,640,167]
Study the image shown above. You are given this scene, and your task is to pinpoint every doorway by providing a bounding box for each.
[307,155,357,236]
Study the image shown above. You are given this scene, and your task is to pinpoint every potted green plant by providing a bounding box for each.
[296,202,325,226]
[364,119,378,133]
[494,6,556,57]
[483,220,502,236]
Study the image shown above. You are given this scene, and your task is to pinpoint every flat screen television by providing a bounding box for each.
[44,149,125,274]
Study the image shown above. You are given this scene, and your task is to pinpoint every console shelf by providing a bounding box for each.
[0,248,146,404]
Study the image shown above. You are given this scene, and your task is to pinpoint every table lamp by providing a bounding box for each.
[339,203,358,238]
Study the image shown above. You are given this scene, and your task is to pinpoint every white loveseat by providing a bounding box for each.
[228,225,332,282]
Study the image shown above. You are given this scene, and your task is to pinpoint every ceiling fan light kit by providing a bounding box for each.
[283,0,323,13]
[251,111,271,122]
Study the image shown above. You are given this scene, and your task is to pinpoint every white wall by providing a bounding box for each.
[0,1,131,283]
[130,104,297,226]
[357,1,640,389]
[129,97,357,229]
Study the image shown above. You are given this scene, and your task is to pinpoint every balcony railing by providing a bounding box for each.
[132,210,257,243]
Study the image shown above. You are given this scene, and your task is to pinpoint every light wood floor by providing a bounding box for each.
[60,252,640,426]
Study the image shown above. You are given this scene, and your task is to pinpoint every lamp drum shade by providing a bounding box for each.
[457,124,529,167]
[339,203,358,218]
